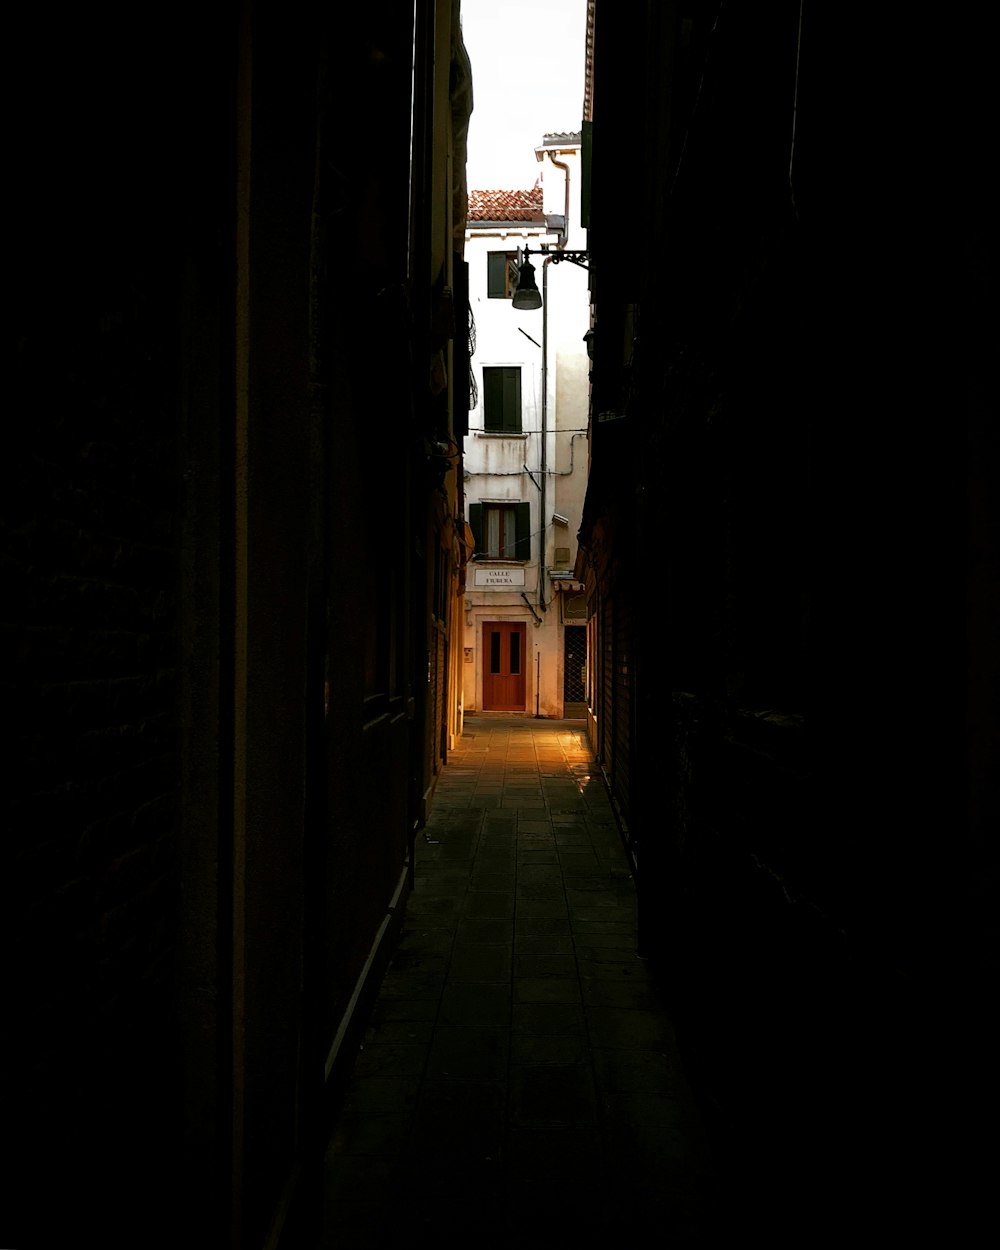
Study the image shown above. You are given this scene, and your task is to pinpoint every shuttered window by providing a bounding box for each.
[482,366,522,433]
[487,251,519,299]
[469,501,531,560]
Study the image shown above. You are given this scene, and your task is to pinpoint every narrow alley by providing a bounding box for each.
[319,717,716,1247]
[4,6,993,1248]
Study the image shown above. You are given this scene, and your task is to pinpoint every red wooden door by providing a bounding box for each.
[482,622,526,710]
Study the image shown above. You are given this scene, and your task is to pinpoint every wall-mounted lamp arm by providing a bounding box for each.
[521,248,590,271]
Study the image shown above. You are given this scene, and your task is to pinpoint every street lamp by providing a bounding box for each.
[511,254,541,310]
[512,247,590,309]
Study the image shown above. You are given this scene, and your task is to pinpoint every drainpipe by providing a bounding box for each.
[538,257,550,611]
[537,149,572,613]
[546,149,572,253]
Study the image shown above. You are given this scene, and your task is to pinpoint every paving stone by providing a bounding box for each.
[426,1026,509,1081]
[509,1063,599,1127]
[589,1045,681,1094]
[448,943,511,982]
[573,944,642,966]
[514,977,582,1005]
[514,897,568,919]
[572,932,636,954]
[395,925,456,958]
[512,1001,586,1034]
[326,1110,412,1157]
[513,952,578,979]
[514,915,571,938]
[439,982,511,1027]
[363,1017,435,1046]
[338,1074,422,1116]
[560,852,603,874]
[510,1030,588,1067]
[569,917,634,936]
[463,890,515,919]
[474,851,516,871]
[515,881,564,901]
[553,830,591,845]
[479,824,516,840]
[406,893,461,917]
[469,871,515,892]
[575,954,651,981]
[515,848,559,865]
[412,1078,506,1133]
[515,862,563,880]
[456,917,513,945]
[412,870,468,894]
[377,963,447,1000]
[513,933,574,956]
[352,1041,429,1078]
[584,1005,678,1050]
[580,976,660,1010]
[369,996,440,1024]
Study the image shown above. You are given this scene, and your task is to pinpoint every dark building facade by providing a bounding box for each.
[578,1,997,1242]
[3,4,470,1247]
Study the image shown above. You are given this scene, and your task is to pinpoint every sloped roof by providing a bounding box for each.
[538,131,582,147]
[467,186,544,223]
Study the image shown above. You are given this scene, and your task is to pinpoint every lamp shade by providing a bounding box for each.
[512,256,542,310]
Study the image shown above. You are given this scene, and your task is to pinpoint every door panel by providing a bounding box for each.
[482,622,526,710]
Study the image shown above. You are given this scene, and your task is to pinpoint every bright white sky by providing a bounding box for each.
[461,0,587,191]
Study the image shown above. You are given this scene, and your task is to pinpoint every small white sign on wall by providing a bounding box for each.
[474,567,526,588]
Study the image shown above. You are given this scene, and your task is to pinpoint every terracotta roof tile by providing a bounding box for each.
[467,186,544,223]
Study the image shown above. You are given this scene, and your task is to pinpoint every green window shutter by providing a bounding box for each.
[515,501,531,561]
[483,366,521,433]
[502,367,521,432]
[469,502,484,556]
[487,252,506,298]
[483,367,502,431]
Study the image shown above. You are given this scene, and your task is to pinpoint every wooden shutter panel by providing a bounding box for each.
[469,503,483,555]
[515,501,531,560]
[487,252,506,298]
[502,367,521,432]
[483,368,502,431]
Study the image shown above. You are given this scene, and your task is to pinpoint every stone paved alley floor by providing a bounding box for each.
[317,716,719,1247]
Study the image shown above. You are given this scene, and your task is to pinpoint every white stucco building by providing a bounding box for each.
[462,133,590,718]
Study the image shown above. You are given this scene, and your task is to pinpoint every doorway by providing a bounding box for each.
[482,621,527,710]
[563,624,587,719]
